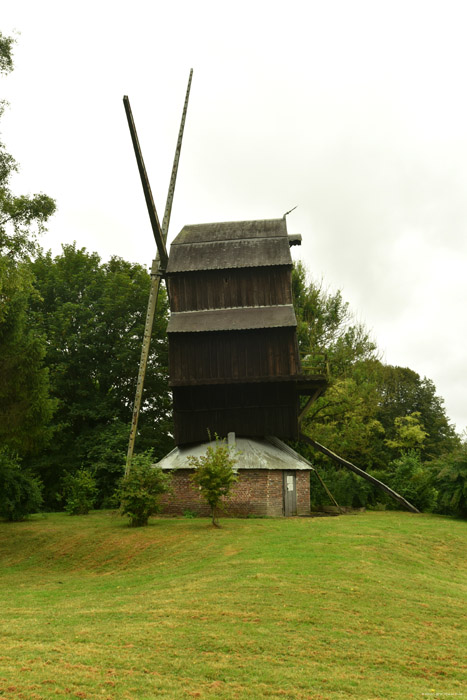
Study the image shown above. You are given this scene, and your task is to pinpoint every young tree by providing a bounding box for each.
[188,438,239,527]
[118,450,171,527]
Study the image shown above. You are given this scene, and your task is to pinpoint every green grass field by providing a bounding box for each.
[0,511,465,700]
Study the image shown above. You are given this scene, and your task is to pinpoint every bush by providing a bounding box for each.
[118,450,171,527]
[0,448,43,521]
[369,451,438,513]
[188,437,238,526]
[62,468,98,515]
[431,445,467,518]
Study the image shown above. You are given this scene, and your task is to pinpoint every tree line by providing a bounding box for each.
[1,32,466,520]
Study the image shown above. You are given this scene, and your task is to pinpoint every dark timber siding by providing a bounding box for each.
[168,268,293,312]
[172,383,299,443]
[168,328,300,386]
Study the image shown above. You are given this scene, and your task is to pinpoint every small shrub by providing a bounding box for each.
[183,509,198,519]
[119,450,171,527]
[62,468,98,515]
[0,448,43,521]
[188,437,238,527]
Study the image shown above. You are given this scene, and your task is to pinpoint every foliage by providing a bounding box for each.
[118,450,171,527]
[188,438,239,526]
[0,31,15,75]
[292,261,378,378]
[311,465,374,508]
[370,451,438,513]
[0,33,56,461]
[384,412,428,452]
[27,245,173,507]
[373,364,458,464]
[430,444,467,517]
[62,468,98,515]
[0,448,43,521]
[292,263,458,480]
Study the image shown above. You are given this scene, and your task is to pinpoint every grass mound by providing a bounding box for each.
[0,511,465,699]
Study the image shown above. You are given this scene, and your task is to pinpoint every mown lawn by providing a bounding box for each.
[0,511,465,700]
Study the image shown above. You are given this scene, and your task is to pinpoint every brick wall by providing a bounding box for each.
[296,470,311,516]
[159,469,311,517]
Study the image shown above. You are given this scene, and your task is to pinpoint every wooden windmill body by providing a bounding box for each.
[166,218,326,445]
[123,74,420,516]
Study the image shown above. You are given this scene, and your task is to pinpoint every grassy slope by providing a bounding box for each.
[0,512,465,700]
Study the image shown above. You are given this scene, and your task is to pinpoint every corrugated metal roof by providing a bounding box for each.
[157,435,314,471]
[171,218,287,245]
[167,304,297,333]
[166,237,292,273]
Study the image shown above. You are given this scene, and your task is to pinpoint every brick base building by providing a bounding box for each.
[157,435,313,517]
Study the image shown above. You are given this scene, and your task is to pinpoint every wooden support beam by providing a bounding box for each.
[299,433,420,514]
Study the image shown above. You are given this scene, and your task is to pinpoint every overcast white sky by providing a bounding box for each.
[2,0,467,433]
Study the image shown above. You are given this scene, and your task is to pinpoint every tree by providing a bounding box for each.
[0,448,43,521]
[292,262,458,501]
[0,33,56,460]
[27,244,173,506]
[292,263,383,470]
[430,443,467,518]
[373,364,458,464]
[188,438,239,526]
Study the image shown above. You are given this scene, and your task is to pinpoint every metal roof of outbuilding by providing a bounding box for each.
[167,304,297,333]
[157,435,314,471]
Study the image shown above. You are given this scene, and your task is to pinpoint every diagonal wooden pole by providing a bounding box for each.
[300,433,420,513]
[125,69,193,475]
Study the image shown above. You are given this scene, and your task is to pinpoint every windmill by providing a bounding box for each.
[123,75,419,515]
[123,69,193,475]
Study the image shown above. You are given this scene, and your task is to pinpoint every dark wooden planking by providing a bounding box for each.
[173,403,299,444]
[168,329,300,385]
[167,268,293,312]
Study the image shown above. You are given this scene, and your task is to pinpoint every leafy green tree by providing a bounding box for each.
[0,448,43,521]
[27,245,173,506]
[292,262,457,490]
[0,33,56,459]
[384,412,428,452]
[430,443,467,517]
[373,364,458,464]
[188,438,239,526]
[371,451,438,513]
[292,263,384,469]
[118,450,171,527]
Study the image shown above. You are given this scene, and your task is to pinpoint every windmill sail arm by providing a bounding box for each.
[299,433,420,514]
[162,68,193,240]
[123,95,168,269]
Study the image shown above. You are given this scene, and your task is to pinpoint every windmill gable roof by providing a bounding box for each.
[166,218,293,273]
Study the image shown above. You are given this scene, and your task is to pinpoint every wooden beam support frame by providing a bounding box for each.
[300,433,420,514]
